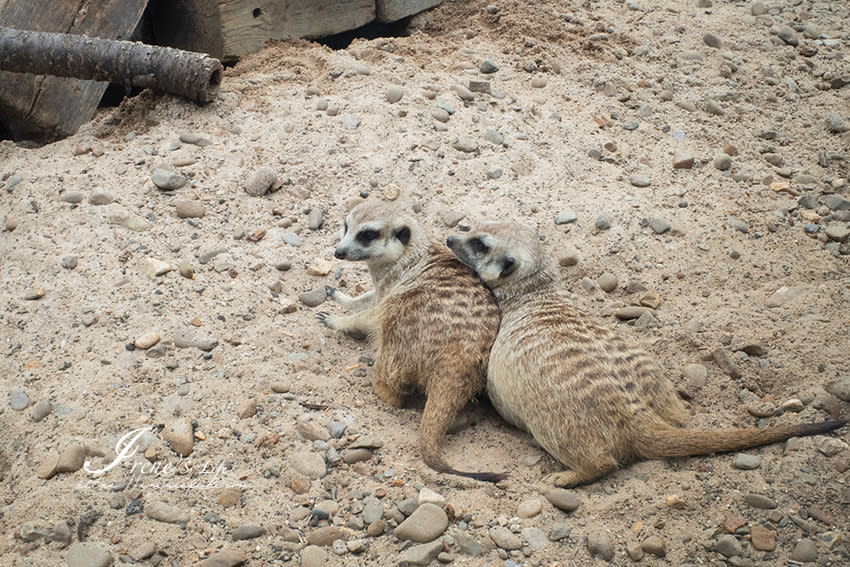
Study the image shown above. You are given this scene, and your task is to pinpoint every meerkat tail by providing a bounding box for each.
[419,388,508,483]
[638,419,847,458]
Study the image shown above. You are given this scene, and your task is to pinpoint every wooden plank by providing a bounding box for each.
[376,0,441,22]
[0,0,148,141]
[217,0,375,60]
[148,0,224,59]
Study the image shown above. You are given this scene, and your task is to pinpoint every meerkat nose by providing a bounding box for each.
[334,248,347,259]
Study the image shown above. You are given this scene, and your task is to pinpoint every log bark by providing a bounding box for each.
[0,26,223,104]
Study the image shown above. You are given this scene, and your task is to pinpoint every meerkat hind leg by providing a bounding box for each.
[543,454,619,487]
[317,309,377,340]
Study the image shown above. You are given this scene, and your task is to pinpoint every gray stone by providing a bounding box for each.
[32,399,52,421]
[705,99,724,116]
[452,137,478,153]
[778,27,799,46]
[554,210,577,225]
[454,532,483,556]
[175,200,206,218]
[9,387,29,410]
[431,108,450,123]
[450,84,474,100]
[386,86,403,104]
[129,541,157,561]
[66,542,113,567]
[152,168,188,191]
[595,214,611,231]
[715,534,743,558]
[479,60,499,74]
[174,328,218,351]
[300,545,327,567]
[179,133,212,146]
[59,191,84,204]
[283,232,302,247]
[489,526,522,550]
[642,536,666,557]
[106,207,151,231]
[823,195,850,211]
[299,287,327,307]
[714,155,732,170]
[61,255,78,269]
[146,501,189,524]
[766,286,806,308]
[20,523,51,542]
[743,493,777,509]
[791,539,818,563]
[232,525,264,541]
[362,497,383,524]
[630,174,651,187]
[751,1,767,15]
[732,453,762,470]
[703,33,721,48]
[399,540,443,566]
[587,529,615,561]
[712,349,742,378]
[825,224,850,242]
[597,272,618,293]
[484,129,504,145]
[614,306,651,320]
[649,218,671,234]
[673,152,694,169]
[292,451,327,479]
[468,80,491,93]
[199,549,249,567]
[517,499,543,519]
[549,522,571,541]
[727,218,749,233]
[244,166,277,196]
[522,527,548,549]
[343,115,360,130]
[199,248,226,264]
[825,114,848,134]
[57,444,86,473]
[394,503,448,543]
[825,376,850,401]
[544,487,582,511]
[308,208,324,230]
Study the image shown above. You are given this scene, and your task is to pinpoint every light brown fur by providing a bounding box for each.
[318,201,505,482]
[447,221,846,487]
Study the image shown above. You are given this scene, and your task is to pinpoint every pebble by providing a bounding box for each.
[237,398,257,418]
[825,376,850,401]
[308,208,324,230]
[299,287,327,307]
[394,503,448,542]
[199,549,249,567]
[151,168,188,191]
[554,210,577,225]
[641,536,666,557]
[751,1,767,15]
[530,77,547,88]
[703,33,722,48]
[714,155,732,171]
[300,545,327,567]
[217,488,241,507]
[587,529,615,561]
[307,526,351,546]
[106,207,151,231]
[283,232,302,247]
[543,487,582,511]
[825,224,850,242]
[484,129,504,145]
[431,108,450,122]
[649,218,671,234]
[743,493,777,509]
[727,218,749,233]
[232,525,264,541]
[343,115,360,129]
[179,132,212,146]
[142,258,172,278]
[627,541,644,561]
[595,214,611,231]
[129,541,157,561]
[479,60,499,74]
[712,349,742,378]
[613,306,650,320]
[765,285,806,308]
[23,288,45,300]
[672,152,694,169]
[778,27,799,46]
[175,200,205,218]
[558,247,580,266]
[715,534,743,558]
[469,80,491,93]
[178,262,194,279]
[732,453,762,470]
[517,499,543,518]
[244,166,278,196]
[823,195,850,211]
[825,114,848,134]
[134,332,161,349]
[418,487,445,507]
[489,526,522,550]
[367,520,385,537]
[452,137,478,153]
[386,86,403,103]
[57,444,86,473]
[450,83,474,100]
[291,451,327,479]
[399,541,443,566]
[750,525,776,551]
[31,399,52,421]
[4,215,18,231]
[522,527,548,549]
[597,272,618,293]
[9,387,30,410]
[59,191,84,204]
[630,174,651,187]
[61,255,78,269]
[146,501,190,524]
[66,542,113,567]
[174,327,218,351]
[705,99,724,116]
[792,538,818,562]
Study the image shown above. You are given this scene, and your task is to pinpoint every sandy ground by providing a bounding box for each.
[1,1,849,566]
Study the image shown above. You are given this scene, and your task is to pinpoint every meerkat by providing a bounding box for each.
[447,221,846,487]
[317,201,506,482]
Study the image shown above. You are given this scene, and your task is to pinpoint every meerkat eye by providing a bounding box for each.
[500,257,517,278]
[469,237,489,254]
[356,229,380,244]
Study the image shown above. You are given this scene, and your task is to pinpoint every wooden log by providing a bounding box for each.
[151,0,376,62]
[0,27,223,103]
[376,0,442,22]
[0,0,148,142]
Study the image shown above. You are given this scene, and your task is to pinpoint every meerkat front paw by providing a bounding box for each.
[317,311,340,329]
[542,470,582,488]
[325,285,337,299]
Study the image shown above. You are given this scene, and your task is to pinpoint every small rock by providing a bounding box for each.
[367,520,385,537]
[418,487,445,507]
[543,487,582,512]
[237,399,257,418]
[554,210,577,225]
[307,526,351,546]
[134,332,161,350]
[630,174,652,187]
[394,503,448,543]
[732,453,761,470]
[431,108,450,123]
[129,541,157,561]
[649,218,671,234]
[489,526,522,550]
[614,306,651,320]
[23,288,45,300]
[530,77,548,88]
[179,133,212,146]
[452,137,478,153]
[66,542,113,567]
[343,448,373,464]
[469,80,491,93]
[484,129,504,145]
[641,536,666,557]
[517,499,543,518]
[299,287,327,307]
[712,349,742,378]
[199,549,248,567]
[178,262,194,279]
[399,540,443,566]
[672,152,694,169]
[766,286,806,308]
[597,272,618,293]
[792,539,818,563]
[162,419,194,457]
[521,527,548,549]
[291,451,327,479]
[703,33,722,48]
[152,168,188,191]
[595,214,611,230]
[825,376,850,401]
[50,522,72,547]
[175,200,206,218]
[825,224,850,242]
[825,114,848,134]
[750,526,776,551]
[9,387,30,410]
[308,208,324,230]
[627,541,644,561]
[57,444,86,473]
[146,501,190,524]
[61,255,78,269]
[705,99,724,116]
[743,493,777,509]
[244,166,278,196]
[587,529,615,561]
[59,190,84,203]
[450,83,474,100]
[300,545,327,567]
[31,399,52,422]
[307,258,333,276]
[217,488,241,507]
[558,247,580,267]
[142,258,171,278]
[778,27,799,46]
[715,534,743,558]
[386,86,403,104]
[232,525,264,541]
[479,60,499,74]
[89,190,115,205]
[751,1,767,15]
[343,115,360,130]
[714,155,732,171]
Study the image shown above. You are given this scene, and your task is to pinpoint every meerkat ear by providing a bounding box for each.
[500,256,517,279]
[392,226,411,245]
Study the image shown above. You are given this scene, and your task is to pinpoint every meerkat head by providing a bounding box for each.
[446,221,546,290]
[334,201,426,268]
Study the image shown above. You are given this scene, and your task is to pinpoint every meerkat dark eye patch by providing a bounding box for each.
[500,257,517,278]
[356,229,380,244]
[469,237,489,254]
[392,226,411,245]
